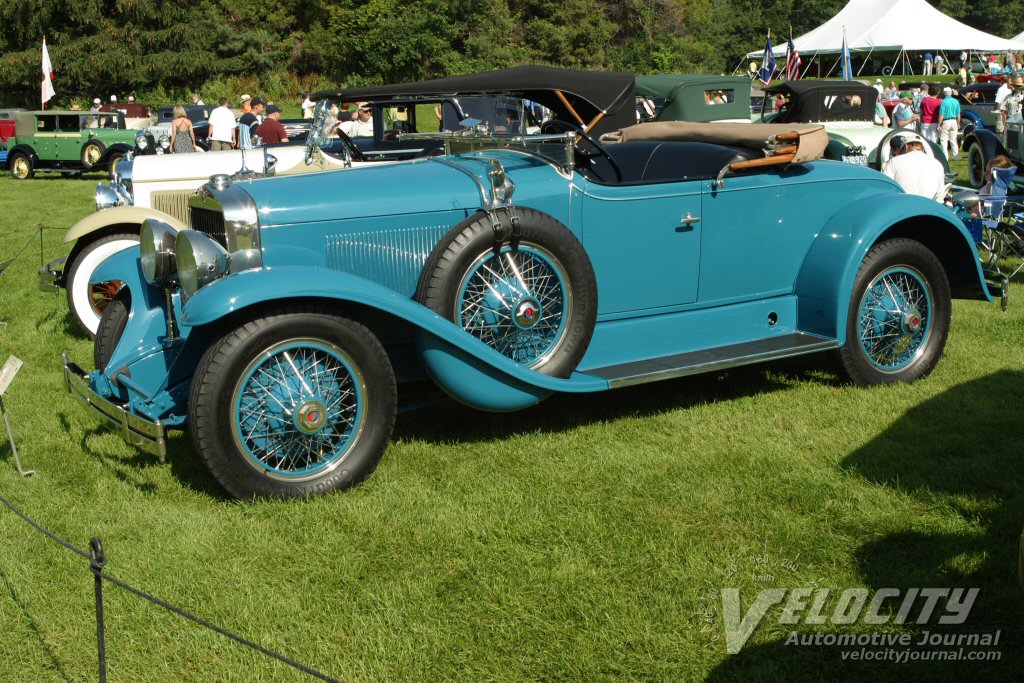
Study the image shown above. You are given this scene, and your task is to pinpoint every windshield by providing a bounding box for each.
[305,99,363,163]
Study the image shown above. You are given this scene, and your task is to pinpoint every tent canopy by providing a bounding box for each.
[747,0,1024,57]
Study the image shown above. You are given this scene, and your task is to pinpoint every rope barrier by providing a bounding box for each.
[0,487,342,682]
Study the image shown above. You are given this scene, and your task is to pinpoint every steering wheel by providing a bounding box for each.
[542,119,623,183]
[336,128,366,162]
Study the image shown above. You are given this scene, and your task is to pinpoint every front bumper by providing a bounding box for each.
[62,353,167,458]
[38,256,67,293]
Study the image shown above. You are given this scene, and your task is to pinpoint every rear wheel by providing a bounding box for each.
[9,153,32,180]
[65,232,139,337]
[188,309,397,500]
[837,239,951,386]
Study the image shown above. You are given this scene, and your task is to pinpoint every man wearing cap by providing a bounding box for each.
[937,86,961,160]
[883,137,946,202]
[255,104,288,143]
[239,94,252,115]
[349,103,374,137]
[90,98,101,112]
[874,79,884,96]
[995,76,1024,145]
[891,93,918,130]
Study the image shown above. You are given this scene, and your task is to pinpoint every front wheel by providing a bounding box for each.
[94,288,130,370]
[65,232,139,337]
[837,239,951,386]
[188,309,397,500]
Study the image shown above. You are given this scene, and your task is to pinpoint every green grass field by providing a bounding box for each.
[0,163,1021,681]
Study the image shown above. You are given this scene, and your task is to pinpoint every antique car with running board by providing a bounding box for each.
[62,118,999,500]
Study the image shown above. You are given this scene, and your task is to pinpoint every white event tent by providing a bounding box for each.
[747,0,1024,57]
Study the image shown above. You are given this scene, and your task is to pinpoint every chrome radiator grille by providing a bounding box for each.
[151,190,193,225]
[325,224,450,296]
[189,207,228,247]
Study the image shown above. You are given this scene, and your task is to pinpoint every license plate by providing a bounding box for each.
[842,154,868,166]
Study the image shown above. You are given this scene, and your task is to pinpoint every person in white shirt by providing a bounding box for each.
[995,74,1012,105]
[874,79,884,95]
[207,97,237,151]
[349,103,374,137]
[882,137,946,202]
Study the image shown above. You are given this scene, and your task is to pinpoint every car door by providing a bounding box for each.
[55,114,83,160]
[579,178,702,314]
[31,114,57,160]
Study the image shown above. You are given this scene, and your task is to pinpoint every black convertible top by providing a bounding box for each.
[313,65,637,136]
[765,80,878,123]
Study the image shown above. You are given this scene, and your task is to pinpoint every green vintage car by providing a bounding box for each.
[6,110,141,179]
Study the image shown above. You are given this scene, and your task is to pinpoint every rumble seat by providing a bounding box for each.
[586,140,760,185]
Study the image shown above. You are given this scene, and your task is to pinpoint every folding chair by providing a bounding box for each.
[979,166,1024,279]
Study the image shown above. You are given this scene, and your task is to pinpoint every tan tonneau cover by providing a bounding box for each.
[601,121,828,165]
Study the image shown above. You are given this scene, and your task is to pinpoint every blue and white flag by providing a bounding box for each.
[758,32,777,86]
[841,27,853,81]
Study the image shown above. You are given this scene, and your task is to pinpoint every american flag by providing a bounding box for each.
[785,34,801,81]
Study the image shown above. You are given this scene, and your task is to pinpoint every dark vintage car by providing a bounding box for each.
[963,118,1024,187]
[62,115,997,500]
[6,110,144,178]
[327,65,637,160]
[635,74,753,123]
[760,80,949,173]
[957,82,1002,132]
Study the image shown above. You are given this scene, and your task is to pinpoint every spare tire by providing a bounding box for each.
[416,208,597,378]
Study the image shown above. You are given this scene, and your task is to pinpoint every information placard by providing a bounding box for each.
[0,356,23,396]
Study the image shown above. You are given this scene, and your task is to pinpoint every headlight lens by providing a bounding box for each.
[176,230,229,296]
[136,133,149,150]
[140,219,178,286]
[159,135,170,150]
[95,183,121,210]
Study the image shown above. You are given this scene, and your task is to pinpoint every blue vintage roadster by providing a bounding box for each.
[63,111,996,499]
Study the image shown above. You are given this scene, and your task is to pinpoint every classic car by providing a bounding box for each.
[40,104,376,337]
[6,110,142,179]
[962,120,1024,188]
[62,118,997,500]
[634,74,753,123]
[758,80,950,174]
[954,83,1001,132]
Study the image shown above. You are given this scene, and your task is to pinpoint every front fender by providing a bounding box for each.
[64,206,188,244]
[181,267,608,400]
[963,127,1006,162]
[795,193,989,345]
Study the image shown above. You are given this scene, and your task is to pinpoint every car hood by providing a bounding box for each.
[239,157,489,226]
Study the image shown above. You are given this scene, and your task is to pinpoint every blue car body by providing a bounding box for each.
[64,123,993,498]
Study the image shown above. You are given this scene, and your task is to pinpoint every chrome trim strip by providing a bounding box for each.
[63,357,167,458]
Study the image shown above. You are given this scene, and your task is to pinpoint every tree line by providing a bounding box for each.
[0,0,1020,108]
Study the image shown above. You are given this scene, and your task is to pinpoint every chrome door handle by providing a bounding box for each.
[680,213,701,225]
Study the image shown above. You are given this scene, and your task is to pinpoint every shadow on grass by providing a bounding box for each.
[0,570,74,682]
[394,352,843,445]
[704,370,1023,682]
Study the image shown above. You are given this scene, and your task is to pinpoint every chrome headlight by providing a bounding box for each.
[176,230,229,296]
[95,183,121,210]
[487,159,515,205]
[135,132,149,150]
[159,135,170,150]
[952,189,981,212]
[140,219,178,286]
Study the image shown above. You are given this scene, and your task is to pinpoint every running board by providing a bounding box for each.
[583,333,838,388]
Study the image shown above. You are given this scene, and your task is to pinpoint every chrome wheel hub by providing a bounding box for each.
[294,399,328,433]
[901,308,922,335]
[514,297,542,330]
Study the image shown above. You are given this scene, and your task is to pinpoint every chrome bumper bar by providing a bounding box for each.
[38,256,67,293]
[62,353,167,458]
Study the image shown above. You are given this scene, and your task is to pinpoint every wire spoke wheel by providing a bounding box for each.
[89,280,125,316]
[231,339,365,481]
[457,243,570,368]
[857,266,932,371]
[837,238,950,386]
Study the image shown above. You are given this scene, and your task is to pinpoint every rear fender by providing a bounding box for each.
[181,267,608,408]
[795,193,989,345]
[963,127,1006,161]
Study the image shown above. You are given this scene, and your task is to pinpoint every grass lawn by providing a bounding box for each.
[0,162,1021,681]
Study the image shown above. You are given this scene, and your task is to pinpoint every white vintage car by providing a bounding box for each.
[40,106,381,336]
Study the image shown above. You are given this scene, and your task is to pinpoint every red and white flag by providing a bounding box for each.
[41,37,55,107]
